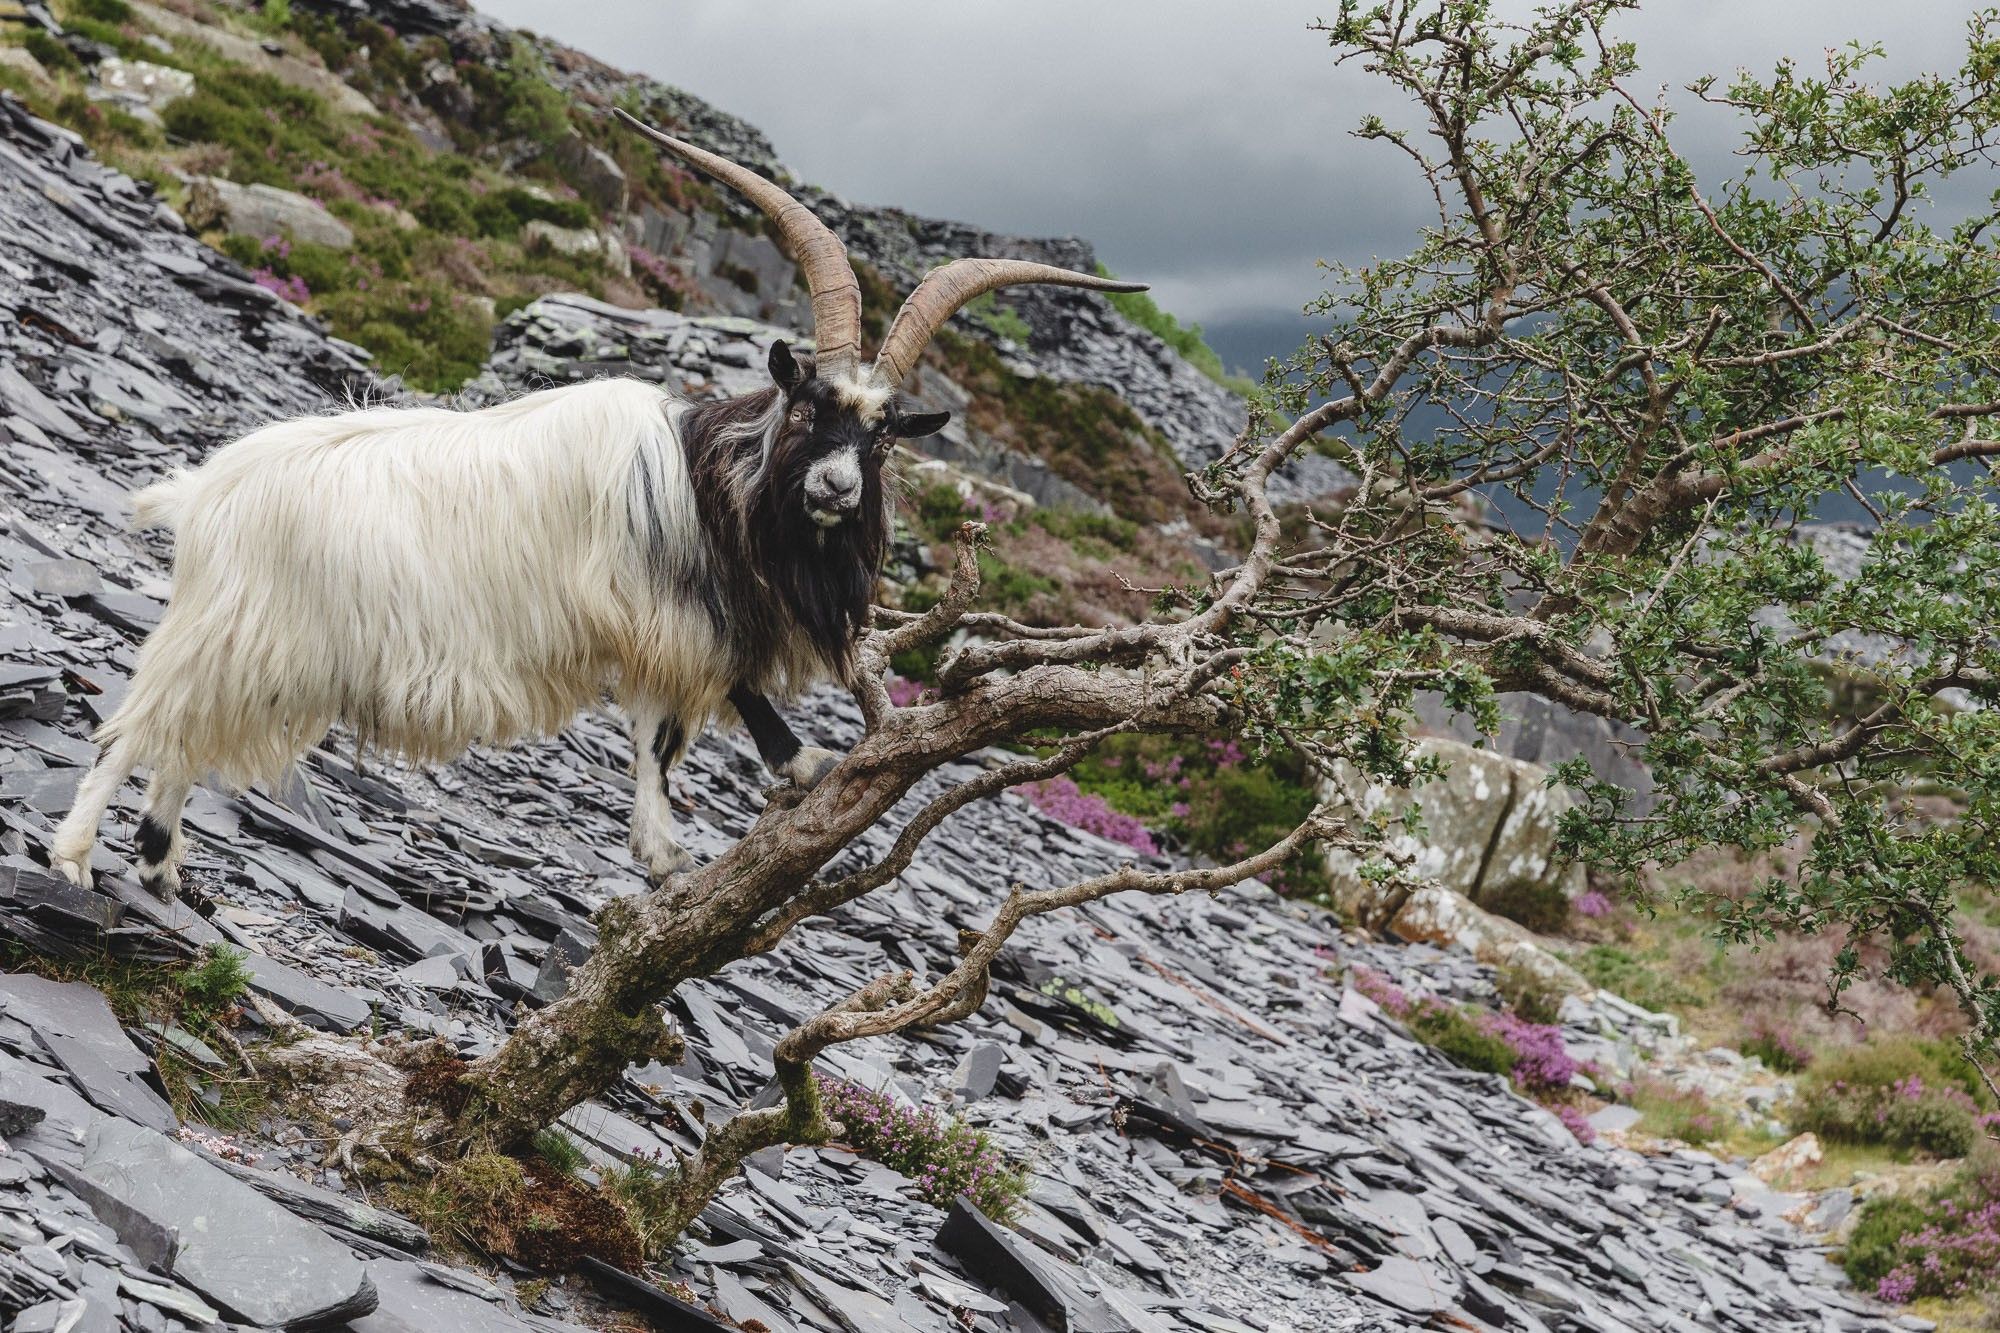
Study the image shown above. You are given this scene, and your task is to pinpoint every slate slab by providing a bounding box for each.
[238,952,372,1032]
[66,1117,378,1327]
[936,1198,1139,1333]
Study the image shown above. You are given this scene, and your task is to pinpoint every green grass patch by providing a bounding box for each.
[1569,942,1708,1012]
[0,942,267,1129]
[1096,264,1258,394]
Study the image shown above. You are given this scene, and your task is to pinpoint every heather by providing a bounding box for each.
[1351,968,1580,1099]
[1844,1148,2000,1305]
[814,1077,1028,1221]
[1012,776,1159,856]
[1791,1038,1996,1157]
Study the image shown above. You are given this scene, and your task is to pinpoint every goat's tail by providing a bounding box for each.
[130,469,192,531]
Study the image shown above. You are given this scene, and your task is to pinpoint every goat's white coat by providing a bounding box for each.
[52,378,770,886]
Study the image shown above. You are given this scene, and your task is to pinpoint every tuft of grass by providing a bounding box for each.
[1495,959,1567,1025]
[0,943,266,1128]
[177,945,251,1011]
[1569,942,1707,1013]
[1626,1078,1726,1145]
[532,1127,588,1177]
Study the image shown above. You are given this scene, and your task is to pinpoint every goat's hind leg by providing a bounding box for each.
[133,772,192,900]
[626,702,697,880]
[50,738,138,887]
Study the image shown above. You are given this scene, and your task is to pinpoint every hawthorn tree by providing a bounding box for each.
[377,0,2000,1229]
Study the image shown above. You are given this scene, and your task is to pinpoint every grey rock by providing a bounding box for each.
[950,1042,1004,1100]
[68,1117,378,1327]
[238,952,373,1032]
[183,177,355,250]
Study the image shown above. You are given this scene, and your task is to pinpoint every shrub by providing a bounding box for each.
[1495,959,1567,1025]
[1628,1079,1724,1144]
[1847,1148,2000,1303]
[72,0,133,20]
[815,1076,1027,1221]
[1065,733,1328,898]
[1480,1011,1578,1093]
[1486,877,1574,934]
[1013,776,1158,856]
[1738,1017,1814,1073]
[1408,1003,1520,1078]
[24,30,80,75]
[1571,943,1704,1012]
[1792,1037,1993,1157]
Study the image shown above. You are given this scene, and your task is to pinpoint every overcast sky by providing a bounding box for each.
[480,0,1980,375]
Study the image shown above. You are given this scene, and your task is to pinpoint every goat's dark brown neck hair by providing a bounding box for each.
[680,387,884,686]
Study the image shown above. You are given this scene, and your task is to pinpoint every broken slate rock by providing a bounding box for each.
[68,1116,379,1327]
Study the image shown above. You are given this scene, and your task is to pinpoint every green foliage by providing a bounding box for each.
[1248,1,2000,1063]
[975,550,1060,614]
[177,945,250,1012]
[1495,960,1566,1025]
[1627,1079,1725,1144]
[0,944,264,1129]
[532,1128,588,1177]
[1066,733,1329,898]
[1840,1148,2000,1302]
[1571,944,1706,1013]
[1027,507,1139,554]
[964,291,1032,344]
[1791,1038,1991,1156]
[1095,264,1255,393]
[909,482,974,543]
[70,0,133,22]
[23,30,80,76]
[1478,877,1572,935]
[1408,1002,1520,1077]
[1843,1195,1935,1289]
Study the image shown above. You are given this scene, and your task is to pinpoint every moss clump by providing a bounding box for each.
[401,1048,472,1119]
[398,1153,644,1271]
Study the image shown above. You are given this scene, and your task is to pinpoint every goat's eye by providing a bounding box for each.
[790,406,812,425]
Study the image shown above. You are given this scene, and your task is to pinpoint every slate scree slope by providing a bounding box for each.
[0,37,1908,1333]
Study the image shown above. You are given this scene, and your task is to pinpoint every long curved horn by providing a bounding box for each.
[614,108,863,382]
[872,259,1148,388]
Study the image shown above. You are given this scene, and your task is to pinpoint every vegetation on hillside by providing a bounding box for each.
[0,0,697,388]
[1096,264,1258,394]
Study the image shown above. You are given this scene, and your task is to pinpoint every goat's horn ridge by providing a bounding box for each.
[614,108,863,383]
[871,259,1148,389]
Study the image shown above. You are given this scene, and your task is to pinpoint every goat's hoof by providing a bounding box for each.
[50,851,92,889]
[644,845,699,881]
[140,867,181,902]
[778,747,841,790]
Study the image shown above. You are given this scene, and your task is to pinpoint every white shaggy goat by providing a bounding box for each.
[52,113,1144,899]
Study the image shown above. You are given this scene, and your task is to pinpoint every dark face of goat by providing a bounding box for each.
[764,340,948,533]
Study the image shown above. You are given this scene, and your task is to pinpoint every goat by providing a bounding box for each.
[51,113,1146,898]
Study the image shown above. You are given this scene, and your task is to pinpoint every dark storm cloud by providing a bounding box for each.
[481,0,1984,371]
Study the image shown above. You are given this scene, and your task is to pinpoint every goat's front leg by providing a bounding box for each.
[626,702,697,880]
[728,686,838,789]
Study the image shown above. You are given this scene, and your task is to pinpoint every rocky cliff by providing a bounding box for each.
[0,89,1909,1333]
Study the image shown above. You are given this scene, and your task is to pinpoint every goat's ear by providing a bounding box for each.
[768,340,809,392]
[892,410,950,440]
